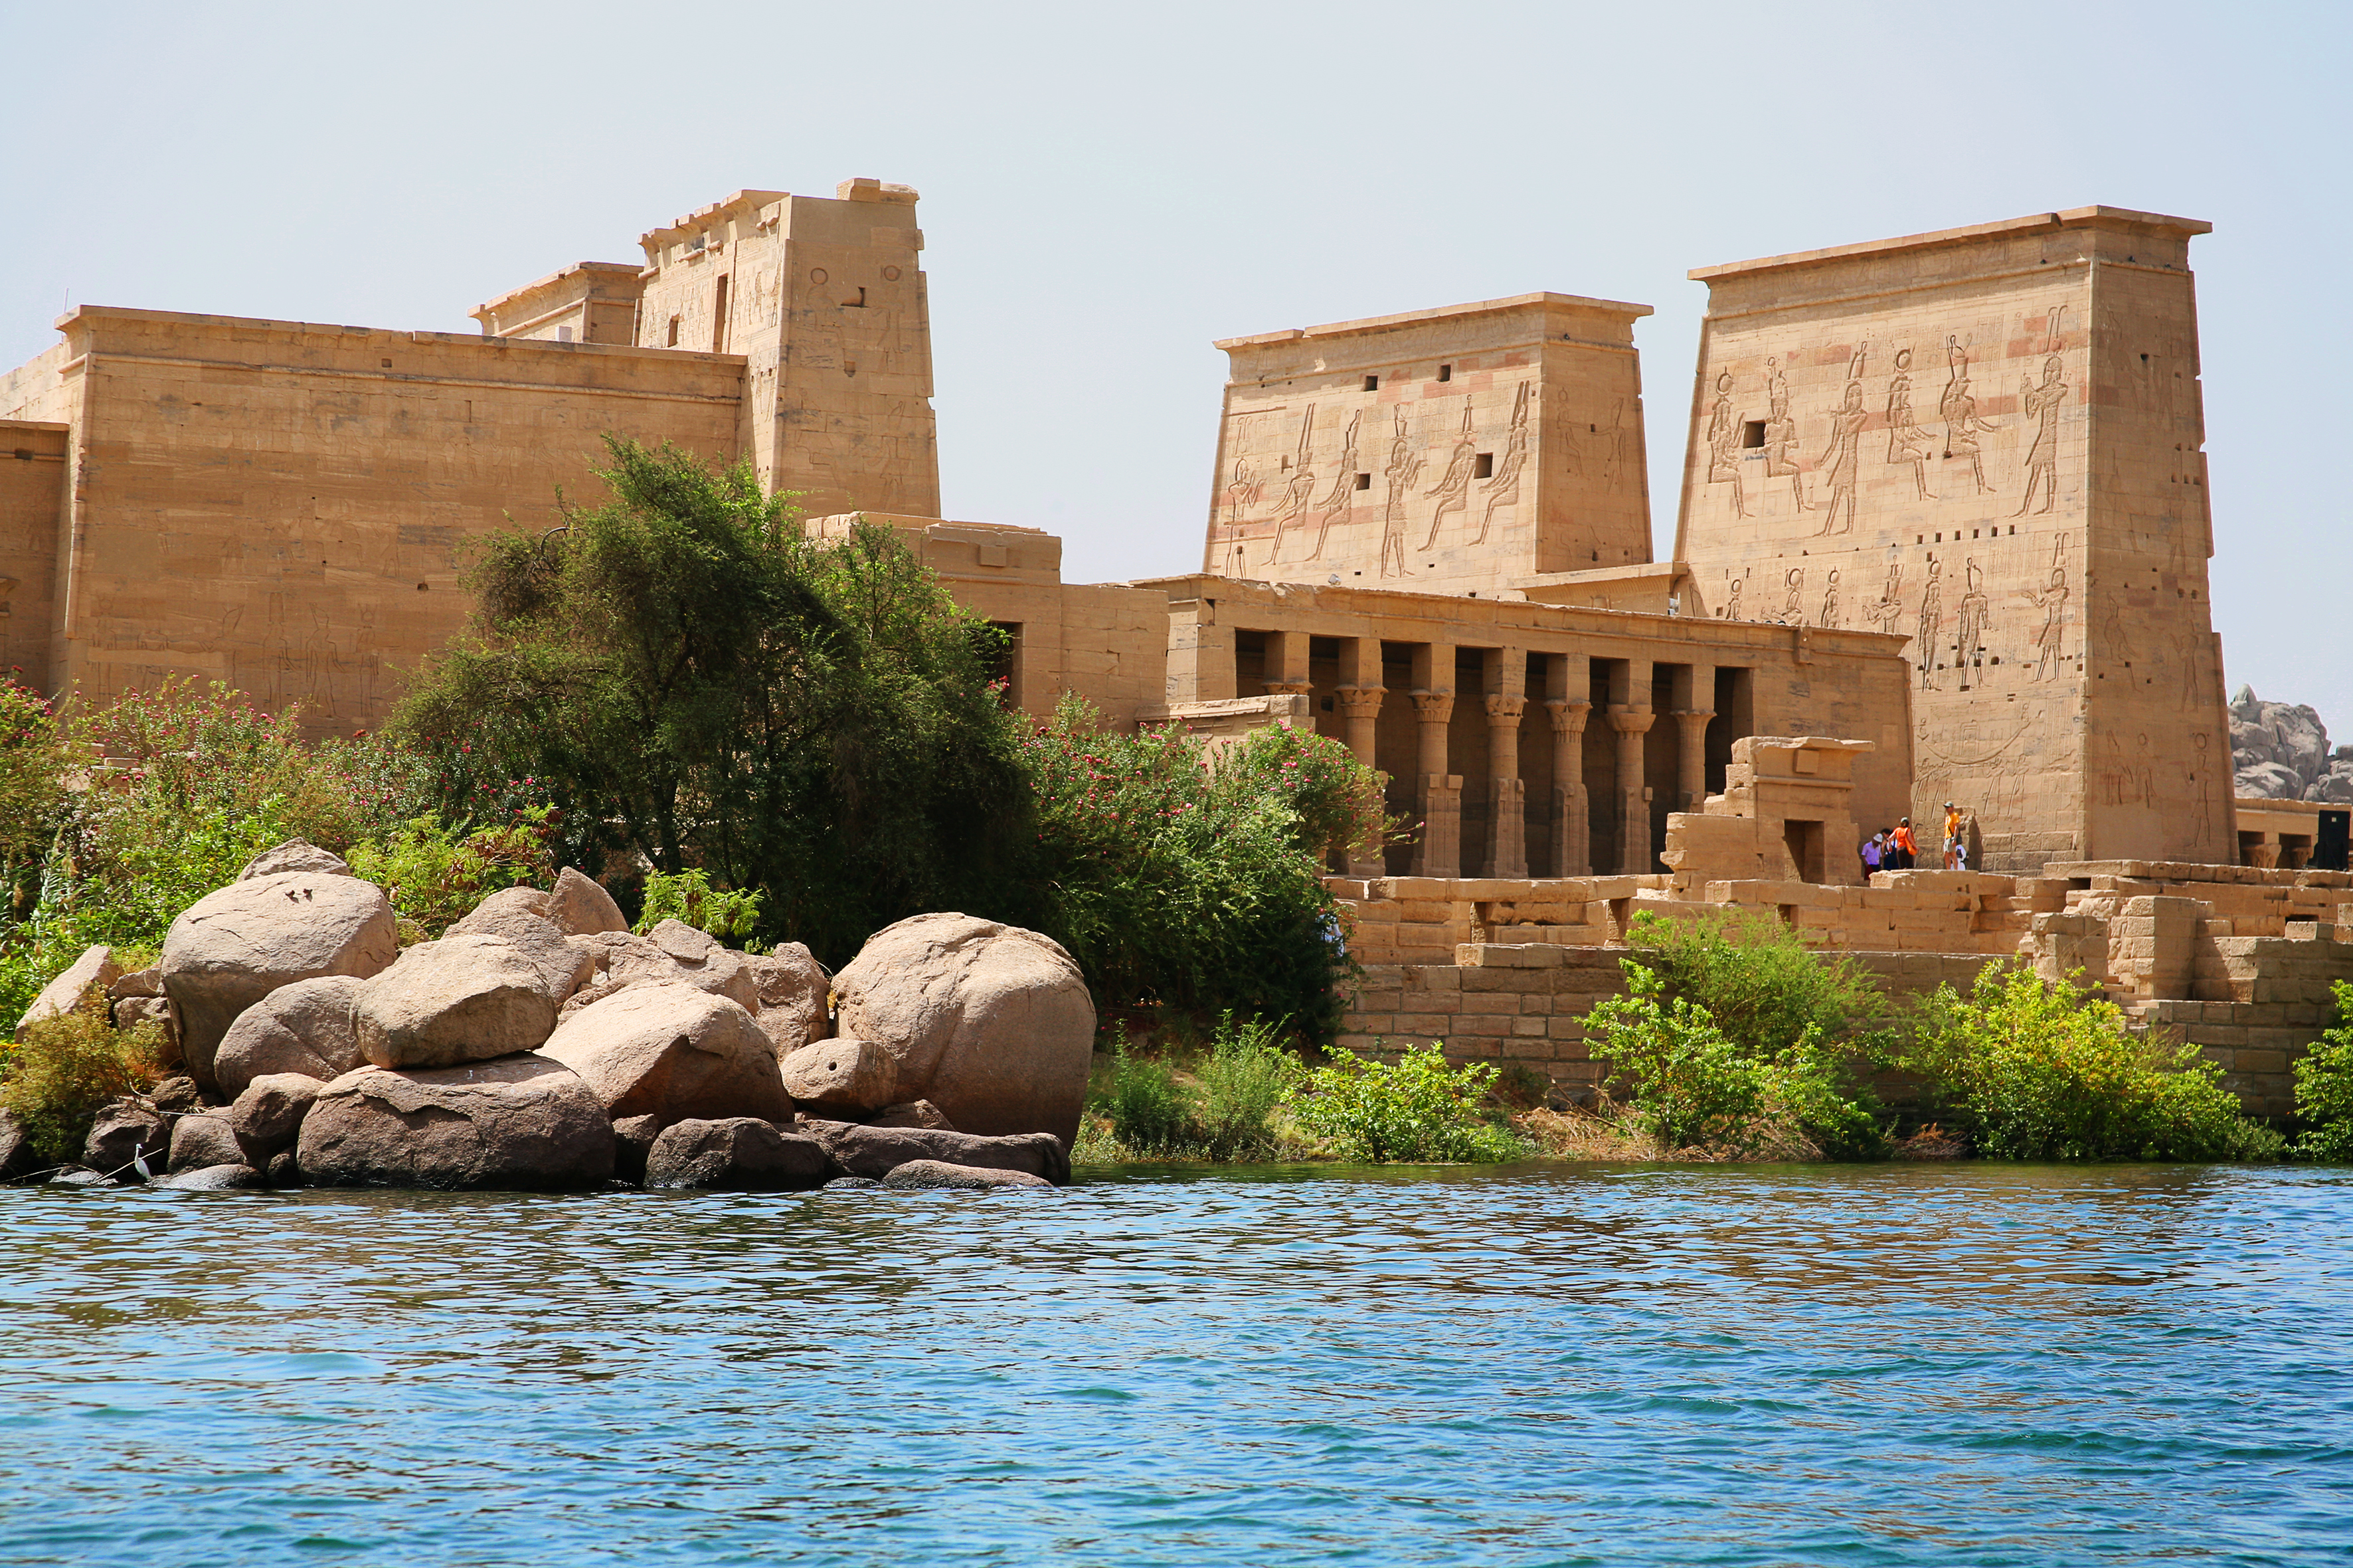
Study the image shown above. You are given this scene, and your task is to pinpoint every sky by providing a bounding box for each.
[4,0,2347,735]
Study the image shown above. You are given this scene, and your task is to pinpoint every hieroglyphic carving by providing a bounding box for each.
[1306,410,1362,562]
[1419,398,1476,549]
[1940,337,1999,494]
[1717,575,1744,620]
[1955,559,1990,687]
[1379,406,1421,576]
[1813,346,1868,535]
[1883,347,1937,500]
[2015,317,2069,517]
[1705,371,1750,518]
[1264,404,1316,559]
[1781,566,1804,622]
[1915,558,1945,689]
[2192,732,2216,834]
[1862,559,1905,638]
[1222,458,1261,527]
[2022,538,2071,681]
[1763,357,1809,510]
[1818,568,1841,629]
[1474,382,1530,544]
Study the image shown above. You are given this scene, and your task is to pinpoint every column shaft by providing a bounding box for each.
[1546,699,1592,877]
[1609,707,1656,876]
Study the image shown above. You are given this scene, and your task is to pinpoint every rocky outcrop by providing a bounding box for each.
[151,1163,264,1190]
[778,1037,897,1112]
[881,1159,1053,1191]
[801,1119,1070,1185]
[211,976,363,1098]
[548,868,629,936]
[742,944,830,1059]
[0,1107,38,1181]
[17,944,123,1039]
[161,872,399,1092]
[561,920,760,1016]
[444,886,556,942]
[866,1099,954,1130]
[831,913,1095,1144]
[351,932,590,1071]
[226,1073,320,1164]
[298,1057,616,1191]
[2231,686,2353,802]
[83,1097,169,1181]
[536,982,788,1128]
[642,1116,831,1191]
[167,1113,245,1174]
[236,839,352,881]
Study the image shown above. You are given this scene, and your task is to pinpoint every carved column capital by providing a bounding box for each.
[1482,695,1526,725]
[1672,707,1715,731]
[1543,697,1592,735]
[1262,679,1313,696]
[1336,685,1387,719]
[1410,689,1456,724]
[1607,705,1656,737]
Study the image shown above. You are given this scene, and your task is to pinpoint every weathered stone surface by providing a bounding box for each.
[548,867,628,937]
[83,1097,169,1181]
[559,922,760,1017]
[151,1163,264,1190]
[237,839,352,881]
[831,913,1095,1144]
[212,976,363,1099]
[865,1099,954,1131]
[48,1167,110,1187]
[18,945,124,1040]
[444,885,553,938]
[441,894,595,1001]
[742,944,829,1059]
[298,1057,616,1191]
[111,996,179,1065]
[266,1150,302,1187]
[800,1119,1070,1185]
[824,1176,883,1190]
[226,1073,320,1162]
[161,872,399,1092]
[536,982,788,1129]
[881,1159,1052,1191]
[0,1107,37,1181]
[610,1113,662,1183]
[108,967,164,1002]
[353,934,584,1070]
[167,1113,245,1174]
[778,1037,896,1112]
[642,1117,831,1191]
[148,1077,203,1116]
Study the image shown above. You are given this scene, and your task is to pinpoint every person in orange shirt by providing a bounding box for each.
[1943,802,1965,869]
[1891,818,1919,870]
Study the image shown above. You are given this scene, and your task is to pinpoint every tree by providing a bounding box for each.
[394,438,1034,966]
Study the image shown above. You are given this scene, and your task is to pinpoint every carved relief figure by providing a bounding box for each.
[1419,398,1477,549]
[1379,406,1421,576]
[1818,568,1842,629]
[2098,589,2136,666]
[1264,404,1317,559]
[1718,575,1745,620]
[1763,357,1810,509]
[1940,337,1999,495]
[2133,733,2156,808]
[1915,559,1945,689]
[1307,410,1361,561]
[2192,733,2216,833]
[1955,559,1990,687]
[1862,559,1906,637]
[1814,347,1868,536]
[1223,457,1261,527]
[2024,545,2071,682]
[1475,381,1531,544]
[1781,566,1805,623]
[2015,353,2069,517]
[1705,371,1750,519]
[1884,347,1936,500]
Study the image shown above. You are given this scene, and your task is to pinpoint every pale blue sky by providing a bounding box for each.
[5,0,2345,732]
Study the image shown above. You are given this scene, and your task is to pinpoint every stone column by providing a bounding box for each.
[1545,698,1592,877]
[1336,685,1387,875]
[1608,706,1655,875]
[1484,695,1527,877]
[1263,628,1312,696]
[1410,688,1460,878]
[1674,709,1715,812]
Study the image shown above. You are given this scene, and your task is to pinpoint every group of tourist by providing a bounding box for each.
[1860,803,1974,877]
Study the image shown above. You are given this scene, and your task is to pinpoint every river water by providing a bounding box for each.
[3,1163,2350,1566]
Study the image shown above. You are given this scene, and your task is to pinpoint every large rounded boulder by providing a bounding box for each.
[351,931,591,1071]
[831,913,1094,1146]
[298,1056,615,1191]
[536,982,788,1130]
[161,873,398,1092]
[212,976,363,1099]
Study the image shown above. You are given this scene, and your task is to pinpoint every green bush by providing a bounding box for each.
[635,867,762,942]
[0,988,167,1167]
[1101,1036,1193,1155]
[1907,964,2281,1162]
[346,811,555,937]
[1626,907,1887,1057]
[1283,1042,1522,1163]
[1193,1013,1295,1161]
[2292,981,2353,1163]
[1585,963,1882,1158]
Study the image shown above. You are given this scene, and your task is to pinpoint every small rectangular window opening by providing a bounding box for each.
[1437,364,1452,383]
[1363,375,1379,392]
[1353,472,1371,491]
[1473,452,1494,479]
[665,316,681,347]
[1741,420,1766,448]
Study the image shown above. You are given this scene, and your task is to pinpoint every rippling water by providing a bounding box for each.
[3,1162,2351,1566]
